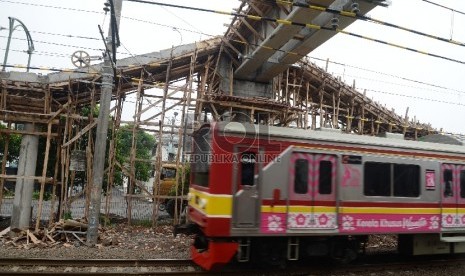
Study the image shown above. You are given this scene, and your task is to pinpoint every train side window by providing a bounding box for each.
[364,162,390,196]
[460,170,465,198]
[241,152,256,186]
[319,160,332,195]
[393,164,420,197]
[443,169,453,197]
[294,159,308,194]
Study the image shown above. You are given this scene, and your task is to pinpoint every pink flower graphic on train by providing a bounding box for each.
[295,214,306,226]
[429,216,439,229]
[267,215,284,232]
[461,215,465,224]
[318,214,329,226]
[445,215,454,225]
[342,215,355,230]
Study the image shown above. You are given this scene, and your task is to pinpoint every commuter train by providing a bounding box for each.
[176,121,465,270]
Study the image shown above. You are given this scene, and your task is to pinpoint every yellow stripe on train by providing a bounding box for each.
[340,207,441,214]
[261,205,336,213]
[189,188,232,216]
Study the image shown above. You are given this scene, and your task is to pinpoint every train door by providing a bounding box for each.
[441,164,465,228]
[232,148,260,228]
[288,152,337,230]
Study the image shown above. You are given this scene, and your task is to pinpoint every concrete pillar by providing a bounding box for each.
[10,123,39,230]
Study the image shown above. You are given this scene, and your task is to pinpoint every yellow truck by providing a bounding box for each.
[157,163,188,217]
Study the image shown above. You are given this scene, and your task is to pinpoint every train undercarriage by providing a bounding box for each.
[186,230,465,270]
[190,231,367,270]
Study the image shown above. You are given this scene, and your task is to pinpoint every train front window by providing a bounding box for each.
[192,127,211,187]
[294,159,308,194]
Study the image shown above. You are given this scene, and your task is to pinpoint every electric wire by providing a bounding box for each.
[309,56,465,95]
[2,0,464,83]
[3,62,461,132]
[330,72,464,97]
[1,48,73,59]
[362,87,465,107]
[124,0,465,65]
[420,0,465,16]
[3,32,463,99]
[13,29,100,41]
[0,35,104,52]
[1,1,463,107]
[261,0,465,48]
[0,0,101,14]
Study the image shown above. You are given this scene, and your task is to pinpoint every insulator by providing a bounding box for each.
[351,2,360,13]
[103,1,110,13]
[330,17,339,29]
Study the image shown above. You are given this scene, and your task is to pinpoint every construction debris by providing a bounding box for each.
[0,219,104,249]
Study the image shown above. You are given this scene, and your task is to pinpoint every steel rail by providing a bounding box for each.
[0,258,194,267]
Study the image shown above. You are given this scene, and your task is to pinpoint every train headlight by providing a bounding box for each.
[187,193,193,201]
[199,198,207,209]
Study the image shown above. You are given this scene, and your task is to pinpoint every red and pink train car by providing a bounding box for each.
[177,122,465,270]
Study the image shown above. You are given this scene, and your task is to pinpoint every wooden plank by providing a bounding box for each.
[27,230,40,244]
[61,120,97,148]
[0,227,10,237]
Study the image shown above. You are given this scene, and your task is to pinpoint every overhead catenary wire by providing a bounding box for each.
[0,0,101,14]
[0,35,104,52]
[362,87,465,107]
[309,56,465,95]
[12,29,100,41]
[2,25,463,97]
[2,1,463,113]
[125,0,465,65]
[329,72,464,97]
[2,0,463,72]
[420,0,465,16]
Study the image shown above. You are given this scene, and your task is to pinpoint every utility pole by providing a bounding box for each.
[86,0,123,246]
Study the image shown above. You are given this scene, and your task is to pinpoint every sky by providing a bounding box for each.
[0,0,464,135]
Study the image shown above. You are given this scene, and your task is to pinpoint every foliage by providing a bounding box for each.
[35,137,60,179]
[0,123,22,166]
[114,124,156,191]
[133,219,153,227]
[32,191,52,201]
[3,189,14,198]
[63,211,73,220]
[169,164,190,196]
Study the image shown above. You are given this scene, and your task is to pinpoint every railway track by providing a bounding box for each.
[1,254,465,275]
[0,258,201,275]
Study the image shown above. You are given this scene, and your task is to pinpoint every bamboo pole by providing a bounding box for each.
[152,48,173,226]
[48,139,61,226]
[35,85,53,231]
[173,49,197,224]
[128,72,144,225]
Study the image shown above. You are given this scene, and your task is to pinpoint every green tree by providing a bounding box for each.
[0,123,22,166]
[114,124,156,192]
